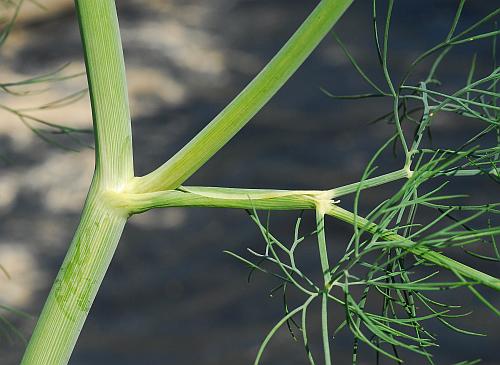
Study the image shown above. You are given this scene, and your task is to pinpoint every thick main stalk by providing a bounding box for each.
[75,0,134,189]
[21,188,127,364]
[22,0,133,363]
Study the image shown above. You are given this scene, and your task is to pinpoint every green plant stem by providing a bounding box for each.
[321,294,332,365]
[115,168,411,213]
[21,188,127,365]
[111,186,500,291]
[316,207,332,365]
[129,0,354,194]
[326,205,500,291]
[316,208,332,286]
[121,168,411,211]
[115,187,317,213]
[328,168,411,197]
[438,168,499,177]
[75,0,134,189]
[22,1,133,363]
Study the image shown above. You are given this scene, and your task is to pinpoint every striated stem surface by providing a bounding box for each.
[21,187,127,364]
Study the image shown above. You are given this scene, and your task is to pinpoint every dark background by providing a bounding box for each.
[0,1,498,364]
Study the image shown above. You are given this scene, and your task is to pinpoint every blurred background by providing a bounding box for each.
[0,0,498,364]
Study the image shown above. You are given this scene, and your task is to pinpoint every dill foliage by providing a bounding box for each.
[227,1,499,364]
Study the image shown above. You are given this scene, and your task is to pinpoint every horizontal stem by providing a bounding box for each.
[129,0,353,194]
[111,187,317,214]
[119,168,411,213]
[110,185,500,290]
[124,169,412,205]
[327,168,411,197]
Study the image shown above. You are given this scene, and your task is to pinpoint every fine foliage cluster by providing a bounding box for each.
[0,0,89,154]
[0,0,87,344]
[227,1,499,364]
